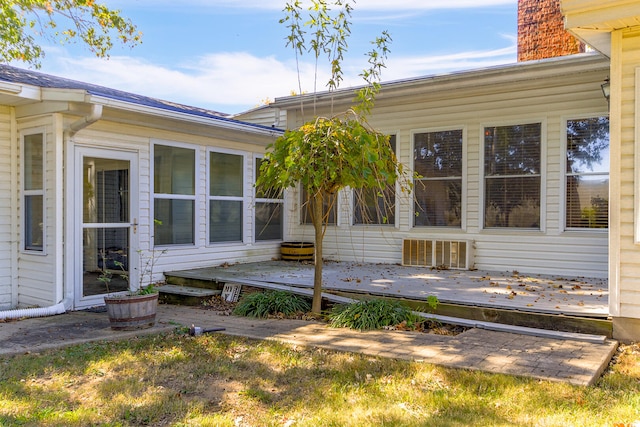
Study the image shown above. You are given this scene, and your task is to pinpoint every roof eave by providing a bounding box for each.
[272,53,610,110]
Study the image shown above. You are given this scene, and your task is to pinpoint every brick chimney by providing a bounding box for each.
[517,0,585,61]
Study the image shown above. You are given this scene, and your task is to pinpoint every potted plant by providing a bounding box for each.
[101,247,165,331]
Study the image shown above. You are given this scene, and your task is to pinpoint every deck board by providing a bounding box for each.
[166,260,608,318]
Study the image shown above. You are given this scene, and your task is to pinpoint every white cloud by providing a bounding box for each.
[117,0,515,11]
[37,36,516,114]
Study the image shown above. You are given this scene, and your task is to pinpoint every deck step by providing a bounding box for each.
[157,284,221,306]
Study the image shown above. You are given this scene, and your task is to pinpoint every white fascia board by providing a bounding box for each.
[85,94,283,137]
[273,54,610,109]
[562,0,640,29]
[0,81,41,103]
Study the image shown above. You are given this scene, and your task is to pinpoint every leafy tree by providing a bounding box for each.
[0,0,141,67]
[257,0,411,314]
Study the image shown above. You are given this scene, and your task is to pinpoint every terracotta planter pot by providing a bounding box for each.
[104,293,159,331]
[281,241,314,261]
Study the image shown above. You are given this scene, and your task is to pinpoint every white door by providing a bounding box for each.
[74,147,139,308]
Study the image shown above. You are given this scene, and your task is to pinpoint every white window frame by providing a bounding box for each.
[21,129,46,254]
[352,133,399,227]
[411,126,467,230]
[254,154,284,242]
[151,140,199,247]
[562,114,610,233]
[480,120,547,232]
[207,147,247,245]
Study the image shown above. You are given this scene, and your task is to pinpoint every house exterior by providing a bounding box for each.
[243,53,611,280]
[0,65,283,312]
[562,0,640,341]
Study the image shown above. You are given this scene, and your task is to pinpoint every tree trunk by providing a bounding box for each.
[311,191,324,314]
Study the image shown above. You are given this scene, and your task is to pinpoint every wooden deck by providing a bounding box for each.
[164,260,611,336]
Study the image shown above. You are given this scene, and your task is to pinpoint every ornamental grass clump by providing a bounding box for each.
[329,298,425,331]
[233,290,311,318]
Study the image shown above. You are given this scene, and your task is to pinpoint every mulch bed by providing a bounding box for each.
[198,294,468,336]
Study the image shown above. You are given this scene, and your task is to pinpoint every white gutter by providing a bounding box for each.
[65,104,103,138]
[85,94,283,136]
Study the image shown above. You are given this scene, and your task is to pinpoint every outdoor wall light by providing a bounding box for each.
[601,78,611,101]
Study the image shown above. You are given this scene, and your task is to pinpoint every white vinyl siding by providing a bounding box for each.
[63,122,279,291]
[16,118,59,308]
[0,107,12,308]
[614,29,640,318]
[279,55,610,278]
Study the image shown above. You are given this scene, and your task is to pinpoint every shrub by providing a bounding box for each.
[233,290,311,318]
[329,298,427,331]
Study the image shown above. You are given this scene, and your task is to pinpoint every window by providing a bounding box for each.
[566,117,609,229]
[414,130,463,227]
[354,135,396,225]
[255,157,283,241]
[484,123,541,229]
[209,151,244,243]
[301,187,337,225]
[23,133,44,251]
[153,144,195,245]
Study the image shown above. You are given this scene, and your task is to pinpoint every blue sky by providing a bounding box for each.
[34,0,518,114]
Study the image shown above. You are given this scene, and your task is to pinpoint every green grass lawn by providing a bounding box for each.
[0,330,638,426]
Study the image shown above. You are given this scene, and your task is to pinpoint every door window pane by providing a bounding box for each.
[83,227,129,296]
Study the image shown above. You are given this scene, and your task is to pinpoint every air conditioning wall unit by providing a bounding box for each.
[402,239,473,270]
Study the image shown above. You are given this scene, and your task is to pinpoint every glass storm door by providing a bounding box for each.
[76,148,138,308]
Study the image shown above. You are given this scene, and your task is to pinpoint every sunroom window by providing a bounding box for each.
[301,187,337,225]
[565,117,609,229]
[353,135,396,225]
[484,123,541,229]
[209,151,244,243]
[255,157,283,241]
[414,130,463,227]
[23,133,44,251]
[153,144,195,245]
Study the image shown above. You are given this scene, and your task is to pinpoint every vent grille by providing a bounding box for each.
[402,239,472,269]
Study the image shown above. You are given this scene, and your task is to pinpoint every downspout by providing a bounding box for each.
[60,104,104,310]
[66,104,103,138]
[0,104,104,321]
